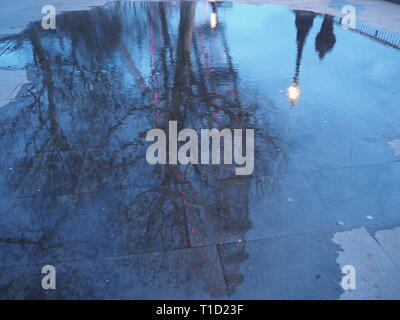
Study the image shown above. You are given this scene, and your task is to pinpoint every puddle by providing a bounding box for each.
[0,1,399,299]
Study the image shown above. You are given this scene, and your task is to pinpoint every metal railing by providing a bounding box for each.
[333,15,400,49]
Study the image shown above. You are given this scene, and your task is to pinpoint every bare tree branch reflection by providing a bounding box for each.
[0,1,284,298]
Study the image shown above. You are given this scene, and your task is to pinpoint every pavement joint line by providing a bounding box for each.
[370,227,400,273]
[2,218,400,270]
[302,170,338,224]
[215,243,231,299]
[0,242,219,270]
[295,158,400,174]
[3,158,400,200]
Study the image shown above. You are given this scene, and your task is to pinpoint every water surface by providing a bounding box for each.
[0,1,399,299]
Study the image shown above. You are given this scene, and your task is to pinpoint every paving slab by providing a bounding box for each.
[0,245,227,299]
[219,232,343,299]
[0,183,190,267]
[305,162,400,227]
[182,173,337,247]
[333,226,400,299]
[374,226,400,269]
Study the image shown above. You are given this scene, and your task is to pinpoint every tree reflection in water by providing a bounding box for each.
[0,1,285,298]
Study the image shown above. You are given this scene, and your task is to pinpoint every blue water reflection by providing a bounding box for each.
[0,1,399,299]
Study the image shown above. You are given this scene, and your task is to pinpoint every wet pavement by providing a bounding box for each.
[0,1,400,299]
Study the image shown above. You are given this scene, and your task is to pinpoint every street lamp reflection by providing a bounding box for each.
[287,83,301,105]
[210,12,217,29]
[209,0,217,29]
